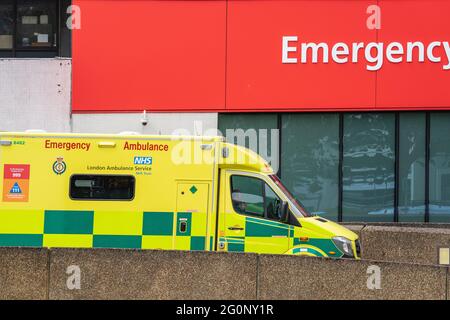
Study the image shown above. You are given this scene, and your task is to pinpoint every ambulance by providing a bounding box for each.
[0,132,360,259]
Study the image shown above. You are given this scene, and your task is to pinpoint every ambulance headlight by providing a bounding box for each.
[332,236,354,258]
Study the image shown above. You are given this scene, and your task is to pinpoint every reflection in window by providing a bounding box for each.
[430,113,450,222]
[231,175,265,217]
[17,0,57,49]
[220,112,450,223]
[0,1,14,49]
[281,113,339,220]
[70,175,135,200]
[218,113,279,172]
[342,113,395,222]
[399,113,426,222]
[230,175,283,221]
[264,184,282,221]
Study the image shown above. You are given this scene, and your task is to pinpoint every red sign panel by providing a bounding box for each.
[72,0,226,112]
[377,0,450,109]
[2,165,30,202]
[226,0,377,111]
[3,164,30,180]
[72,0,450,112]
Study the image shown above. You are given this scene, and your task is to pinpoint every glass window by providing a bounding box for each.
[218,113,279,173]
[281,113,339,220]
[429,113,450,222]
[222,111,450,223]
[230,175,285,221]
[269,174,310,217]
[59,0,72,57]
[16,0,57,49]
[70,175,135,200]
[398,113,426,222]
[230,175,265,217]
[342,113,395,222]
[264,184,282,221]
[0,1,14,50]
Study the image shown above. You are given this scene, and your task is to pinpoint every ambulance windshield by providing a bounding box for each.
[269,175,311,218]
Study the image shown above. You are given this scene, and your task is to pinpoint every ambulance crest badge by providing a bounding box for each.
[53,157,67,175]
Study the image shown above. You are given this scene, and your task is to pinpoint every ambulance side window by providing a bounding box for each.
[230,175,265,217]
[264,184,283,221]
[70,175,135,200]
[230,175,284,221]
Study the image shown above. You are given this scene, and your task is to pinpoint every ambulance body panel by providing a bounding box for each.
[0,132,359,258]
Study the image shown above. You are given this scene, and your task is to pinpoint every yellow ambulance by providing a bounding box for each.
[0,131,360,259]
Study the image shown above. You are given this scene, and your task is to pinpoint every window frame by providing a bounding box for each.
[263,182,285,221]
[0,0,15,54]
[69,174,136,202]
[0,0,61,57]
[229,173,284,222]
[219,110,448,223]
[230,174,265,218]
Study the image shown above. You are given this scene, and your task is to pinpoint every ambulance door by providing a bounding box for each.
[174,182,210,251]
[221,171,290,254]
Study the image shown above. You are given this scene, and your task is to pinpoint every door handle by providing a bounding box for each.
[228,225,244,231]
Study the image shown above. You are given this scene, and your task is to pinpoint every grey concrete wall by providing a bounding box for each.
[343,222,450,229]
[49,249,257,300]
[0,59,71,132]
[360,225,450,265]
[72,112,219,136]
[258,255,448,300]
[0,248,48,300]
[341,223,450,264]
[0,247,448,300]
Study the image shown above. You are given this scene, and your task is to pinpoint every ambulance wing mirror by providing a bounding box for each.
[279,201,289,223]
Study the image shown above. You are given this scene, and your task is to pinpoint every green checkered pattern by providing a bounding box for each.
[221,216,341,257]
[0,210,210,250]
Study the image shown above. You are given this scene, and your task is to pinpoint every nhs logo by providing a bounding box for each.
[134,156,152,165]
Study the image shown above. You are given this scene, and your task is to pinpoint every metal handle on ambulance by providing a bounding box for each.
[228,225,244,231]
